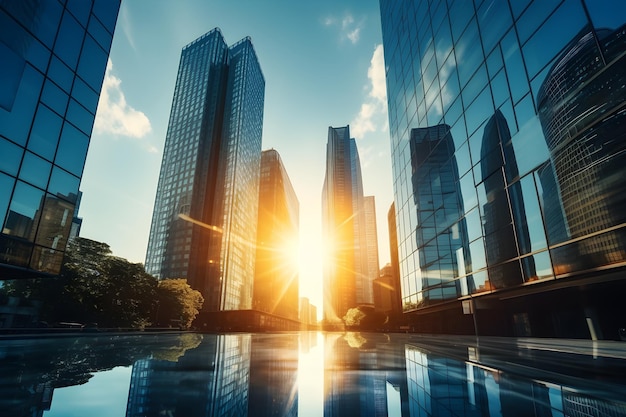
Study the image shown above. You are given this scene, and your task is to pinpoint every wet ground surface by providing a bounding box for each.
[1,331,625,416]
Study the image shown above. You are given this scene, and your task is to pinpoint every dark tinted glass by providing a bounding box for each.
[55,122,90,176]
[54,11,85,69]
[0,140,23,176]
[2,181,43,240]
[28,104,63,161]
[77,34,108,92]
[0,173,15,226]
[48,167,80,202]
[19,151,51,190]
[0,65,43,146]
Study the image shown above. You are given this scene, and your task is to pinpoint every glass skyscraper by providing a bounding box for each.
[380,0,626,338]
[322,125,378,323]
[254,149,299,321]
[0,0,120,278]
[145,29,265,312]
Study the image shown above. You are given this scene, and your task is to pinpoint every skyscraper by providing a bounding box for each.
[362,195,379,306]
[322,125,378,322]
[380,0,626,338]
[322,126,360,322]
[145,29,264,312]
[254,149,299,321]
[0,0,120,278]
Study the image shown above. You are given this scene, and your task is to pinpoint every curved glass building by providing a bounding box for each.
[380,0,626,338]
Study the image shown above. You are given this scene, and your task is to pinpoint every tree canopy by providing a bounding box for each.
[2,237,203,329]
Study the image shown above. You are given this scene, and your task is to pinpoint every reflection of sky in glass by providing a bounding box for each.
[44,366,131,417]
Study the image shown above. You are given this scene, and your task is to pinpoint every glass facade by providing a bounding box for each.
[145,29,265,311]
[254,149,300,321]
[380,0,626,337]
[0,0,120,278]
[323,126,377,322]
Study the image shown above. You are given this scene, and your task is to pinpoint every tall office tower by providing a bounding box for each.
[145,29,264,312]
[386,202,402,318]
[322,125,368,322]
[254,149,299,321]
[0,1,120,278]
[362,195,379,305]
[380,0,626,338]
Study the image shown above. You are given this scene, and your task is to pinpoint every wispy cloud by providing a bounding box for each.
[120,4,136,50]
[323,12,364,45]
[94,60,152,139]
[351,44,388,139]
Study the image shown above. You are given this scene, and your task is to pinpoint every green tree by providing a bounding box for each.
[4,237,158,329]
[155,279,204,329]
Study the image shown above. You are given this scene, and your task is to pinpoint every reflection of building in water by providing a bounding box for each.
[410,125,469,305]
[537,25,626,272]
[126,334,251,417]
[248,334,298,417]
[480,111,534,288]
[405,343,626,417]
[0,1,120,278]
[254,149,300,322]
[323,334,406,417]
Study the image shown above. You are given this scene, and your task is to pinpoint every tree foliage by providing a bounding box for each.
[343,306,388,330]
[4,238,159,328]
[155,279,204,329]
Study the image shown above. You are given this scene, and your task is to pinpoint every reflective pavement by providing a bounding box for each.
[1,331,625,416]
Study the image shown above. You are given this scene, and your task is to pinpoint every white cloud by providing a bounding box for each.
[351,44,388,139]
[94,60,152,138]
[323,13,363,45]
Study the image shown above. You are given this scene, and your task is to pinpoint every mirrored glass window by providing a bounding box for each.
[28,104,63,161]
[48,167,80,202]
[30,244,64,274]
[477,0,512,55]
[54,11,85,69]
[521,250,554,282]
[0,173,15,226]
[67,99,94,135]
[522,0,589,78]
[0,65,43,146]
[510,175,548,255]
[55,122,89,177]
[41,79,69,117]
[0,140,23,176]
[47,56,74,93]
[2,181,44,240]
[19,152,51,190]
[489,259,523,289]
[77,34,107,92]
[72,76,99,115]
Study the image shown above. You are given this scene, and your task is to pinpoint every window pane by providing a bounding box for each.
[67,99,95,135]
[41,79,69,117]
[0,140,23,176]
[28,104,63,161]
[522,0,589,78]
[54,11,85,69]
[19,152,51,190]
[30,244,64,274]
[3,181,43,240]
[55,123,90,176]
[511,175,548,255]
[0,65,43,145]
[48,167,80,202]
[489,259,523,289]
[522,250,554,283]
[34,193,74,253]
[0,173,15,226]
[477,0,512,55]
[77,34,108,92]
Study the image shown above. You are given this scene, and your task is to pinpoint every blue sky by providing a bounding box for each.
[79,0,392,314]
